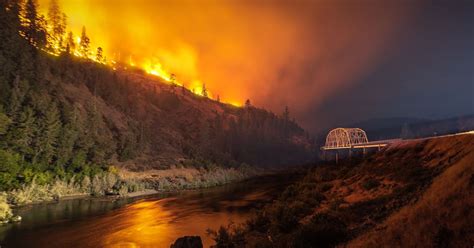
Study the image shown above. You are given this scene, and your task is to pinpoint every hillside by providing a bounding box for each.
[0,1,314,200]
[210,133,474,247]
[348,133,474,247]
[47,59,314,169]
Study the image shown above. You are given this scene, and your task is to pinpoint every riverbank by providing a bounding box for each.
[0,172,301,247]
[0,164,273,224]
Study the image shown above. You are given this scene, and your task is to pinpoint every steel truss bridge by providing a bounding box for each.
[321,128,395,151]
[320,128,397,162]
[321,128,474,163]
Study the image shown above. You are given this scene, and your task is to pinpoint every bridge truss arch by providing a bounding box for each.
[323,128,369,150]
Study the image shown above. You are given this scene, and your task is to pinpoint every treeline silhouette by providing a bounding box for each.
[0,0,314,190]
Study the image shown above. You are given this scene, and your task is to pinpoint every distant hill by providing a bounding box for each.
[349,117,427,141]
[346,115,474,141]
[401,115,474,139]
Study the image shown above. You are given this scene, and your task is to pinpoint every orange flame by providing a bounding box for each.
[34,1,244,107]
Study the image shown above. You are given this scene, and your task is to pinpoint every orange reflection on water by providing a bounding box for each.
[102,200,176,248]
[95,196,250,247]
[2,175,295,248]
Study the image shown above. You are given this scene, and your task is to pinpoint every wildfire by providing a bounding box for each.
[143,60,174,83]
[21,0,244,107]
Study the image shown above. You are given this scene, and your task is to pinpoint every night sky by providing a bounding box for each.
[308,0,473,132]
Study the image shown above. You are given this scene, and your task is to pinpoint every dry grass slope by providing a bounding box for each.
[213,133,474,247]
[347,134,474,247]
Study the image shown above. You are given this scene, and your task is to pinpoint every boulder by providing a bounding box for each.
[10,215,22,222]
[170,236,203,248]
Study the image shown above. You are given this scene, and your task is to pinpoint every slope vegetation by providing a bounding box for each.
[0,2,313,198]
[211,133,474,247]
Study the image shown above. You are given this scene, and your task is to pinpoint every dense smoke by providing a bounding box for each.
[40,0,421,129]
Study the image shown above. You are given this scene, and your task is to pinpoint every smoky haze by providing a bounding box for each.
[40,0,472,132]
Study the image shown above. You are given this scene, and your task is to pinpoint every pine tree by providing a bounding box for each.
[7,106,36,161]
[55,104,79,167]
[0,0,27,95]
[79,26,90,57]
[33,102,61,165]
[8,77,23,116]
[245,99,251,108]
[0,0,22,68]
[7,75,29,117]
[22,0,47,47]
[201,83,208,97]
[170,73,176,85]
[65,31,75,54]
[0,111,11,136]
[84,102,115,164]
[96,47,104,63]
[47,0,66,53]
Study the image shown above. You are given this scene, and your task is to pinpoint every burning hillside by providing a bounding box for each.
[34,0,424,130]
[18,0,238,106]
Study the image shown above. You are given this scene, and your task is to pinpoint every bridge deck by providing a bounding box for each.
[321,138,401,150]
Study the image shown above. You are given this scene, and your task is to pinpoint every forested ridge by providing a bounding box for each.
[0,0,314,192]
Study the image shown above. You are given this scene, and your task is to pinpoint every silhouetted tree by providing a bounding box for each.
[201,83,208,97]
[47,0,66,52]
[245,99,251,108]
[22,0,47,47]
[96,47,104,63]
[65,31,75,54]
[170,73,176,84]
[79,26,90,57]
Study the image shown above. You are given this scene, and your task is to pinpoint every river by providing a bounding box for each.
[0,174,298,248]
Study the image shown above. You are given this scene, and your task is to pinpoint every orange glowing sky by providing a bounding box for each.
[39,0,422,129]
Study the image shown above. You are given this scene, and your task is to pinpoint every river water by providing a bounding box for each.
[0,174,297,248]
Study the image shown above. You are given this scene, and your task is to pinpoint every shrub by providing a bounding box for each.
[208,223,246,248]
[0,150,21,175]
[8,179,53,205]
[0,192,12,222]
[362,178,380,190]
[49,177,82,199]
[81,176,91,192]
